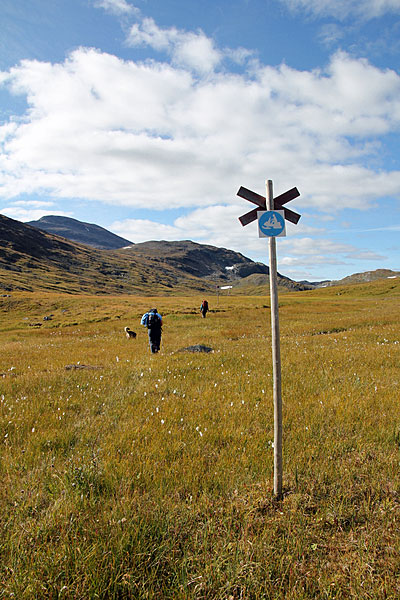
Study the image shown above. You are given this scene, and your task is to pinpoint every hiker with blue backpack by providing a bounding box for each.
[141,308,163,353]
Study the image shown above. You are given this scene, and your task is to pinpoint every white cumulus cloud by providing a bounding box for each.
[94,0,137,15]
[2,46,399,215]
[1,29,400,281]
[128,18,222,74]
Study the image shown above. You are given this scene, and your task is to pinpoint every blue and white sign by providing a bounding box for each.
[257,210,286,237]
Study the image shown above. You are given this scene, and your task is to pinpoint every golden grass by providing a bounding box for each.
[0,280,399,598]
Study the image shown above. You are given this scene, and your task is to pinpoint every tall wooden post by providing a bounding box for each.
[266,179,283,499]
[237,179,301,499]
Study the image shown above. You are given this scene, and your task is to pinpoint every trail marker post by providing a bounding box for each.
[237,180,301,499]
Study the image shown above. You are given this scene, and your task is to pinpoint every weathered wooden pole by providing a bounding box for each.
[237,179,301,499]
[266,179,283,499]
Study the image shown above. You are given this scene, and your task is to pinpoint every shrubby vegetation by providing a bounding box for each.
[0,281,399,598]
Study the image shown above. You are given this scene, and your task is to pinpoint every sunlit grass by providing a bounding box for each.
[0,282,399,598]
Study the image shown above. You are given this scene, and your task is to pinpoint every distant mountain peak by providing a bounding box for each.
[28,215,132,250]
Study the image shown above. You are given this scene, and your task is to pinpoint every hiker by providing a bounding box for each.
[141,308,163,353]
[200,299,209,318]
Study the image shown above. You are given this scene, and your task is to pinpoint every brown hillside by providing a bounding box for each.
[0,214,212,294]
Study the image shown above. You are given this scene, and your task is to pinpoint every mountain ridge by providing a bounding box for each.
[4,213,399,294]
[27,215,132,250]
[1,214,307,294]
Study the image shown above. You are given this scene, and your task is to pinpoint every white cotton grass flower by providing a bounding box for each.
[195,425,204,437]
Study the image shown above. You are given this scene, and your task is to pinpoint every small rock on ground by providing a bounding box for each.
[177,344,214,353]
[65,364,102,370]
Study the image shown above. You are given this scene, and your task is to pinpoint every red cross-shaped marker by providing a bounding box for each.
[238,186,301,226]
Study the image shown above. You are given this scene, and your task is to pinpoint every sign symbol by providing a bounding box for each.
[258,210,286,237]
[265,214,281,228]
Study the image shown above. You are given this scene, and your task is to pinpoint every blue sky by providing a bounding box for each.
[1,0,400,282]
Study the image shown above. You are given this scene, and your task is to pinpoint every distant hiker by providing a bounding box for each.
[200,299,209,318]
[141,308,163,353]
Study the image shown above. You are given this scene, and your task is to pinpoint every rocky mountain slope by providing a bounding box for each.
[121,240,268,279]
[121,240,309,291]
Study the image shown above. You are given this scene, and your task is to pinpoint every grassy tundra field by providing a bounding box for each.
[0,280,399,599]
